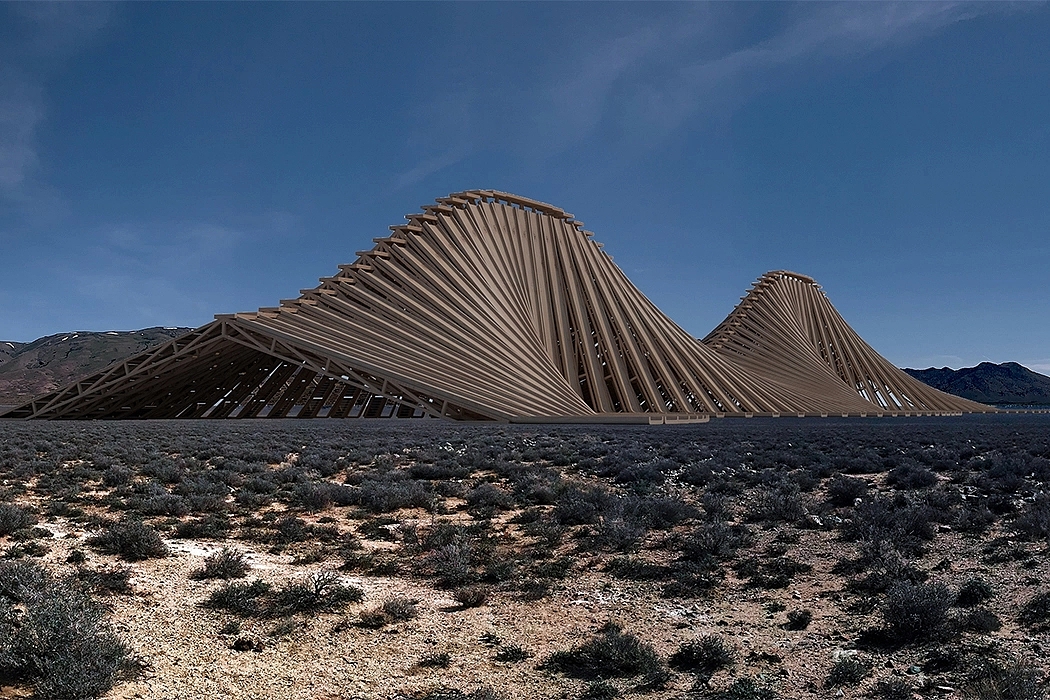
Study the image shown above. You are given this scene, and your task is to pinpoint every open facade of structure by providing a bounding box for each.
[5,190,993,422]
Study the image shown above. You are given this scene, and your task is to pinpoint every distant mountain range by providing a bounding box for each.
[0,328,192,407]
[1,326,1047,410]
[904,362,1050,406]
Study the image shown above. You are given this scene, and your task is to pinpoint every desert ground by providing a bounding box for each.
[1,415,1048,700]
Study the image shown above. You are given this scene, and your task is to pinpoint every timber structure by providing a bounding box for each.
[4,190,994,421]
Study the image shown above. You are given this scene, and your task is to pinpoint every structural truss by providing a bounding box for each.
[6,190,993,421]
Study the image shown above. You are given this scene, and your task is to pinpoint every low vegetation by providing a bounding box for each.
[0,561,138,699]
[0,415,1047,697]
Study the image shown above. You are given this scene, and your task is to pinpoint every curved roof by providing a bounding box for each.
[6,190,992,421]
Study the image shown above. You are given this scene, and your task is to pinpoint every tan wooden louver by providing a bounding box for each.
[5,190,993,421]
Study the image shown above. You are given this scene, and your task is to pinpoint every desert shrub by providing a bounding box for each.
[924,489,962,522]
[700,491,733,519]
[409,461,470,480]
[141,461,184,484]
[589,517,645,552]
[963,607,1002,633]
[203,579,272,617]
[955,504,996,533]
[626,496,696,530]
[844,543,928,595]
[494,644,530,662]
[9,525,51,544]
[234,490,271,508]
[137,494,190,517]
[359,597,418,627]
[733,556,811,589]
[660,561,724,598]
[7,540,51,558]
[544,622,662,680]
[554,486,615,526]
[77,565,133,595]
[0,560,49,602]
[0,503,34,537]
[481,555,517,583]
[287,482,347,512]
[605,557,667,581]
[887,464,939,490]
[321,483,357,507]
[356,517,399,542]
[580,680,619,700]
[240,477,278,494]
[101,466,133,487]
[429,544,475,588]
[842,496,936,556]
[453,586,489,608]
[514,579,550,604]
[785,609,812,630]
[679,521,752,562]
[409,688,501,700]
[1013,494,1050,541]
[193,547,250,580]
[745,484,807,524]
[708,677,778,700]
[174,514,231,540]
[923,646,967,675]
[668,635,735,676]
[883,581,953,641]
[826,475,868,507]
[419,651,451,668]
[271,516,312,543]
[415,522,491,553]
[293,483,333,511]
[356,476,433,513]
[956,577,994,607]
[465,483,513,513]
[1018,591,1050,628]
[267,619,297,638]
[825,656,870,687]
[964,662,1045,700]
[522,517,564,548]
[88,519,169,561]
[0,561,135,699]
[270,571,364,615]
[872,679,914,700]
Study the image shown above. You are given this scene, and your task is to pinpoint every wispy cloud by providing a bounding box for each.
[0,4,113,203]
[60,221,245,327]
[509,2,1015,160]
[97,221,243,274]
[391,3,1011,187]
[625,3,995,138]
[392,149,469,192]
[0,70,41,193]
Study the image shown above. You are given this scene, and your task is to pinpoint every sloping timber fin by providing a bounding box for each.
[701,271,990,414]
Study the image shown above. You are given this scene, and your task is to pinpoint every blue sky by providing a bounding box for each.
[1,2,1048,372]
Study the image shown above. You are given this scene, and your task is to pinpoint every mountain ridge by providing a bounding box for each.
[904,362,1050,406]
[0,327,192,407]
